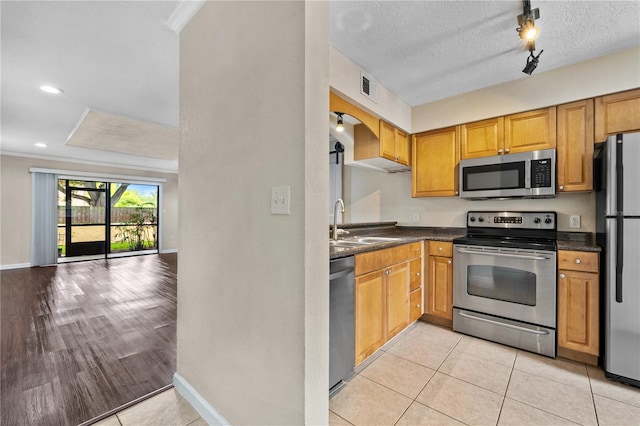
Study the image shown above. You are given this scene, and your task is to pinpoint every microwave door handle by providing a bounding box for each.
[525,160,531,189]
[455,247,551,261]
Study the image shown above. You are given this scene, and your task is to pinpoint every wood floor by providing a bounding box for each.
[1,254,177,426]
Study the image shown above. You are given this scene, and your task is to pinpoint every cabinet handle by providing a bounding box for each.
[447,259,452,264]
[560,273,566,279]
[385,269,392,275]
[505,148,510,153]
[575,258,581,264]
[416,272,420,277]
[498,149,503,154]
[455,191,459,195]
[416,304,421,308]
[438,247,443,251]
[559,185,564,190]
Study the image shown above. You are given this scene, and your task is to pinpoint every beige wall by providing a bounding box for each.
[0,154,178,266]
[177,1,328,424]
[341,47,640,233]
[344,166,595,232]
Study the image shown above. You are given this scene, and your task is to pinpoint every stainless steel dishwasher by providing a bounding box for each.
[329,256,355,392]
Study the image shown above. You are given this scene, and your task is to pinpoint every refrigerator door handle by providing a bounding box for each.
[616,217,624,303]
[616,135,624,214]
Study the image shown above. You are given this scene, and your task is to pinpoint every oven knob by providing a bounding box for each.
[544,217,553,224]
[533,217,541,224]
[478,217,485,222]
[470,216,476,222]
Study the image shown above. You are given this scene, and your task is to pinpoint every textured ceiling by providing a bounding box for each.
[1,1,639,171]
[331,1,640,106]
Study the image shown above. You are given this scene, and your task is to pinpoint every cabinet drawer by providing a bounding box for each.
[356,244,410,276]
[409,242,422,259]
[410,289,423,322]
[429,241,452,257]
[558,250,599,273]
[409,258,422,292]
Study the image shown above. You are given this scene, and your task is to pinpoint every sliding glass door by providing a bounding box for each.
[57,179,159,260]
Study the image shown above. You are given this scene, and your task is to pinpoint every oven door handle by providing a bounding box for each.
[458,311,550,336]
[455,247,551,261]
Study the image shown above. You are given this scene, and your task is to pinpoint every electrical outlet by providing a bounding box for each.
[570,215,581,228]
[271,186,290,215]
[412,212,420,223]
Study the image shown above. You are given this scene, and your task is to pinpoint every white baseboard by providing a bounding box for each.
[160,248,178,254]
[173,372,228,425]
[0,263,31,270]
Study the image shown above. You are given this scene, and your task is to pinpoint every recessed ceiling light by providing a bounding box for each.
[39,85,64,95]
[35,142,47,148]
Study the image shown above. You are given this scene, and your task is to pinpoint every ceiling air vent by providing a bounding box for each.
[360,71,378,103]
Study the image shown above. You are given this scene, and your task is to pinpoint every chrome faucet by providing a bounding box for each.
[332,198,345,241]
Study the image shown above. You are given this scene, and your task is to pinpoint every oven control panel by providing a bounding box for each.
[467,211,556,230]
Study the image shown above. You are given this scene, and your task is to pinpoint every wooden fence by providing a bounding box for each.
[57,207,157,225]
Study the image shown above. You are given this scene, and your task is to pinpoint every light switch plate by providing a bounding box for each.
[271,186,290,215]
[412,212,420,223]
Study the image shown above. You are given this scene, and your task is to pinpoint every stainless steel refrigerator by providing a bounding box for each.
[595,132,640,387]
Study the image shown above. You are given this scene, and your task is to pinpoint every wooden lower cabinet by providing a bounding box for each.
[355,270,386,364]
[386,263,410,340]
[557,250,600,363]
[426,241,454,322]
[354,242,423,365]
[427,254,453,320]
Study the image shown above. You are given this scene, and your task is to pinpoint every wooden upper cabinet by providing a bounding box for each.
[395,129,410,165]
[380,121,410,166]
[412,126,460,197]
[557,99,594,192]
[461,117,504,159]
[595,88,640,142]
[504,107,557,154]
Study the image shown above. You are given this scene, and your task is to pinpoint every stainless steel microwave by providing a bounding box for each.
[459,149,556,199]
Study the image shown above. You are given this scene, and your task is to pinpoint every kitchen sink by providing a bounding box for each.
[329,240,370,247]
[350,236,402,243]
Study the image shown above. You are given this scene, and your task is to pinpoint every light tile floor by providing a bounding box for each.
[330,322,640,426]
[91,322,640,426]
[93,388,206,426]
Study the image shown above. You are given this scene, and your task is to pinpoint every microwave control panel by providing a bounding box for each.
[531,159,552,188]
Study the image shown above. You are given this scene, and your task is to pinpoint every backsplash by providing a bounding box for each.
[343,165,596,232]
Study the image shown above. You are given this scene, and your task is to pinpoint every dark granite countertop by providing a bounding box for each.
[329,223,600,259]
[329,223,466,259]
[557,232,601,252]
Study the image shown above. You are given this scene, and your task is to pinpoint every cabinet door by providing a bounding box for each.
[461,117,504,159]
[387,263,410,340]
[558,270,599,356]
[427,255,453,320]
[412,127,460,197]
[595,88,640,142]
[504,107,557,154]
[557,100,594,192]
[380,121,397,162]
[355,270,386,364]
[410,289,423,322]
[395,129,410,166]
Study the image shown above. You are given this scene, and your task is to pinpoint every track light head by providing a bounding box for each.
[522,49,543,75]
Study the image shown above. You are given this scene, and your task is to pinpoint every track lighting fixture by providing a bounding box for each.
[517,0,543,75]
[522,49,543,75]
[335,112,345,132]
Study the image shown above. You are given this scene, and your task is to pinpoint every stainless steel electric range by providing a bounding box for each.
[452,211,558,357]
